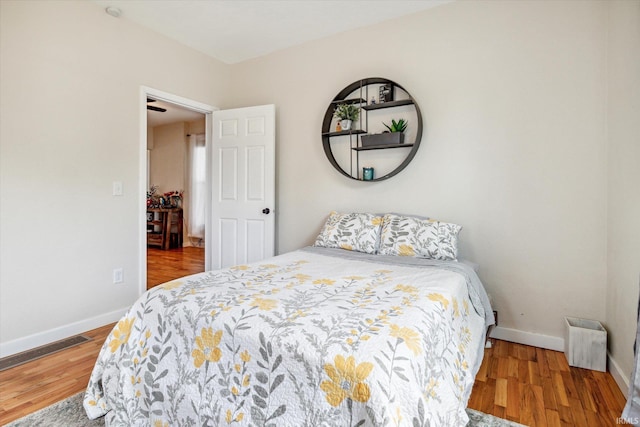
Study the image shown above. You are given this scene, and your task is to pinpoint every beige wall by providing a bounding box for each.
[149,122,187,196]
[187,118,207,136]
[147,126,154,150]
[228,0,609,347]
[0,0,230,351]
[606,0,640,385]
[2,0,638,391]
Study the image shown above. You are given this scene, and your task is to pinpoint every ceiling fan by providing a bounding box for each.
[147,98,166,113]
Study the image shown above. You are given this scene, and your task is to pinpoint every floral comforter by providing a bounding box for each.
[84,247,493,426]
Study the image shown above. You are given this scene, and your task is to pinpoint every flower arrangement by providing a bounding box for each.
[147,185,183,208]
[146,185,159,208]
[164,190,183,207]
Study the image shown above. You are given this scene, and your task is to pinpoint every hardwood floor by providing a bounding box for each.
[1,336,628,426]
[467,339,628,426]
[0,246,627,425]
[147,246,205,289]
[0,323,115,425]
[0,246,205,425]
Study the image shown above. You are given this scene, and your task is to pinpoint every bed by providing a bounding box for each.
[84,213,494,426]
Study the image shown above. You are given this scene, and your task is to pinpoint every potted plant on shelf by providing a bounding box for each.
[333,103,360,131]
[361,118,408,147]
[383,118,408,134]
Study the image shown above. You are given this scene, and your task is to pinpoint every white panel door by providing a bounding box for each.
[211,105,275,269]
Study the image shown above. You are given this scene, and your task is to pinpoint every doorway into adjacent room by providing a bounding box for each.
[142,89,213,290]
[140,89,276,295]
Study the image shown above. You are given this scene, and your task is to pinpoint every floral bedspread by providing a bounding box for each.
[84,248,492,426]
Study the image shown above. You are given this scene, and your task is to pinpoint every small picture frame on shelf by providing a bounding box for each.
[379,84,394,103]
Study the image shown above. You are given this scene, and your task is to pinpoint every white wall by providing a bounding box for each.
[0,0,230,354]
[606,0,640,388]
[228,0,609,348]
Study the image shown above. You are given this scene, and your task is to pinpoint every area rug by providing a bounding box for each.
[6,392,526,427]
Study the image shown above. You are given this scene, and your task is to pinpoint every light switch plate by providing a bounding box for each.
[113,268,123,284]
[112,181,123,196]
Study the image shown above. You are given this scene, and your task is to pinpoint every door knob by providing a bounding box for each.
[262,208,270,215]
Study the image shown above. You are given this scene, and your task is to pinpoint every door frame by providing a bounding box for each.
[139,86,216,297]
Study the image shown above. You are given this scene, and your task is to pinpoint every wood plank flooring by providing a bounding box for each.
[147,246,205,289]
[0,323,115,425]
[467,339,628,426]
[1,338,628,426]
[0,247,628,425]
[0,246,205,425]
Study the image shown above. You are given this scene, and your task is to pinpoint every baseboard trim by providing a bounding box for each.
[608,351,630,396]
[489,326,565,352]
[0,308,128,358]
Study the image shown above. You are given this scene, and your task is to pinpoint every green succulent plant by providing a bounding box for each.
[333,103,360,121]
[383,118,408,133]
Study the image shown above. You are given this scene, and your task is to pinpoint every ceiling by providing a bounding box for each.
[99,0,451,127]
[90,0,452,64]
[147,99,204,127]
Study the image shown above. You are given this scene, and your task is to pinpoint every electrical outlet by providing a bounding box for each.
[113,268,124,284]
[493,310,498,326]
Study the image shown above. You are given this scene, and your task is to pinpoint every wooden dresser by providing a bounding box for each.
[147,207,183,250]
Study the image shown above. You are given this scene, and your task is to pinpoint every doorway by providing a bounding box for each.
[139,87,215,295]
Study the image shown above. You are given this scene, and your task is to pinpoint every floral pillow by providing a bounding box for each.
[313,211,383,254]
[379,214,462,260]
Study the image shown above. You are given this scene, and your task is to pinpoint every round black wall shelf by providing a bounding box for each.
[321,77,423,181]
